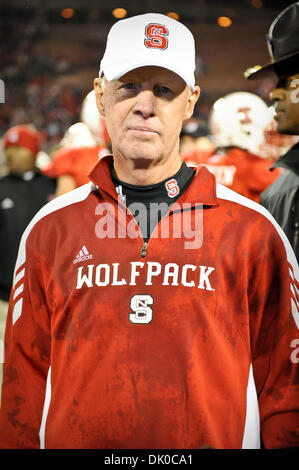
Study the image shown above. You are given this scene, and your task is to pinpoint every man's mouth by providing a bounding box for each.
[128,126,159,135]
[273,106,285,120]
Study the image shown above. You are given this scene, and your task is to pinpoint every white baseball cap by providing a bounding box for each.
[99,13,196,91]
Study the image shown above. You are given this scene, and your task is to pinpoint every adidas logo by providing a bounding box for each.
[73,245,93,264]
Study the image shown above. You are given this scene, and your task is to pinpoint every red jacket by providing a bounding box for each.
[0,155,298,449]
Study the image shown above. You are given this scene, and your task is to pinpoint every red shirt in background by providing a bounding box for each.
[42,146,109,188]
[182,147,281,202]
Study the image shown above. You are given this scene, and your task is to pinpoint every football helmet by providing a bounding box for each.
[209,91,273,156]
[80,90,109,145]
[60,122,97,148]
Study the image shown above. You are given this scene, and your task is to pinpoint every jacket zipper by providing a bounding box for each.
[111,194,147,258]
[140,241,148,258]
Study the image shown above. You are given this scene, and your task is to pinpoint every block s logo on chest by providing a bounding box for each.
[165,178,180,198]
[144,23,169,50]
[129,294,153,324]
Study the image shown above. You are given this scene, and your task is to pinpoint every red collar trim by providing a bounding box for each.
[88,155,218,207]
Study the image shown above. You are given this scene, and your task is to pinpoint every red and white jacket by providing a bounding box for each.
[0,155,298,449]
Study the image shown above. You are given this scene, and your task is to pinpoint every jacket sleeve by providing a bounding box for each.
[248,216,299,448]
[0,225,51,449]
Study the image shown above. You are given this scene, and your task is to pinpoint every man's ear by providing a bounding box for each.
[184,85,200,120]
[94,77,105,117]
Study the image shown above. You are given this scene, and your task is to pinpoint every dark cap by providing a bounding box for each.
[245,2,299,80]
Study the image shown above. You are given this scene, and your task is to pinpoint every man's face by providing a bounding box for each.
[4,146,36,175]
[270,72,299,135]
[94,66,200,166]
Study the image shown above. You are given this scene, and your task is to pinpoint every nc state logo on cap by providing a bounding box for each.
[8,132,19,143]
[144,23,169,50]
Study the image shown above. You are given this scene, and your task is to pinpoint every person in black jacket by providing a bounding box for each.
[245,2,299,260]
[0,124,56,399]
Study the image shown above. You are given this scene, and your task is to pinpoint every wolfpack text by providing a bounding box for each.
[76,261,215,291]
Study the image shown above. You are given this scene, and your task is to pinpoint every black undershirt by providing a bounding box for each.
[111,161,195,241]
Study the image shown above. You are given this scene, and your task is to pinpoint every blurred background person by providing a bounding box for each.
[42,90,110,196]
[180,117,215,164]
[0,124,56,400]
[261,106,298,161]
[183,91,282,202]
[246,2,299,259]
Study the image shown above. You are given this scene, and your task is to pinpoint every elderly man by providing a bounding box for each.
[0,13,298,450]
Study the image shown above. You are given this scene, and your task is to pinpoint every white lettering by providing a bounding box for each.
[117,200,127,239]
[95,203,115,238]
[112,263,127,285]
[128,202,148,239]
[95,264,110,286]
[148,455,189,465]
[75,262,215,291]
[146,262,162,285]
[205,164,237,186]
[162,263,179,286]
[151,202,170,238]
[181,264,196,287]
[183,204,203,250]
[104,454,139,467]
[149,455,156,464]
[126,213,141,239]
[290,78,299,104]
[170,202,183,239]
[93,201,206,249]
[129,262,144,285]
[76,265,94,289]
[290,339,299,364]
[198,265,215,291]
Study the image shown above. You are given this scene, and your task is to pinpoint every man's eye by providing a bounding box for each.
[122,83,136,90]
[157,85,172,94]
[277,77,288,88]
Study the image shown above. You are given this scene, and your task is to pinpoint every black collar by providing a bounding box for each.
[110,161,195,206]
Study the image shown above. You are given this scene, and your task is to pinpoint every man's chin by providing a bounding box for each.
[276,122,298,135]
[121,143,162,163]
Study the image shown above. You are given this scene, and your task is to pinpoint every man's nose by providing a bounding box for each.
[132,90,156,118]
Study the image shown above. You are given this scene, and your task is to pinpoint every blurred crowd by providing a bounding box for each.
[0,18,107,154]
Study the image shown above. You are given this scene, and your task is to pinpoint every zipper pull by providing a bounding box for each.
[140,241,148,258]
